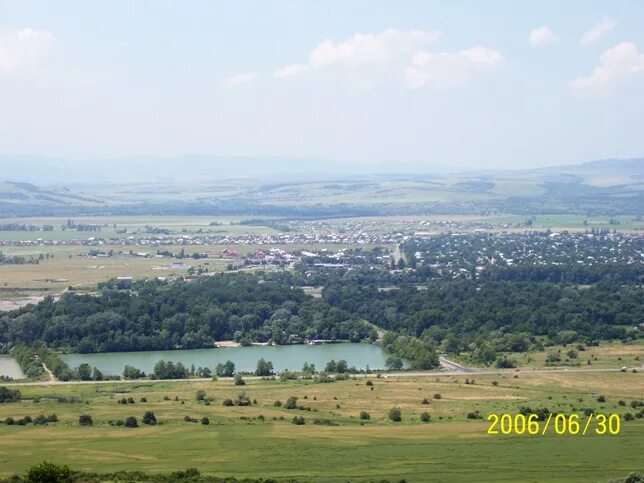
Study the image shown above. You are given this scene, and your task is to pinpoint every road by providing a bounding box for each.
[439,356,472,373]
[3,365,640,388]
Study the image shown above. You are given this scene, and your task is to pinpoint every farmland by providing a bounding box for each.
[0,371,642,481]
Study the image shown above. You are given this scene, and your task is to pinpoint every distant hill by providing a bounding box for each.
[0,157,641,217]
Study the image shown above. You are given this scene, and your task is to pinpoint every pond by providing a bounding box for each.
[0,357,25,379]
[61,343,391,376]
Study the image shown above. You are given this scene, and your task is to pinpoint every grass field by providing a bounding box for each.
[0,372,642,481]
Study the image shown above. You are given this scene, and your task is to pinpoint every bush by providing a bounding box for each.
[422,398,430,405]
[196,390,207,401]
[140,397,147,403]
[142,411,157,425]
[26,461,72,483]
[124,416,138,428]
[366,380,373,386]
[597,395,606,403]
[467,411,483,420]
[235,392,251,406]
[5,417,14,425]
[46,414,58,423]
[33,415,48,425]
[222,399,234,407]
[359,411,370,420]
[0,386,21,403]
[624,413,634,421]
[285,396,298,410]
[433,393,442,400]
[420,411,431,422]
[79,415,93,426]
[495,357,517,369]
[388,407,402,422]
[234,374,246,386]
[201,417,210,425]
[292,416,305,425]
[273,400,282,407]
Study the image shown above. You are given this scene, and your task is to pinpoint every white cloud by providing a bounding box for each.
[273,63,308,79]
[0,28,56,74]
[570,41,644,91]
[581,17,616,46]
[273,28,440,81]
[404,46,503,89]
[224,71,257,86]
[308,28,441,68]
[529,27,558,47]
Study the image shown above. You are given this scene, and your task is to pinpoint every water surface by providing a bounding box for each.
[0,357,25,379]
[61,343,390,376]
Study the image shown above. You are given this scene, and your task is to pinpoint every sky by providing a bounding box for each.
[0,0,643,170]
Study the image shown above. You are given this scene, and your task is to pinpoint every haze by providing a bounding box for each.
[1,0,644,170]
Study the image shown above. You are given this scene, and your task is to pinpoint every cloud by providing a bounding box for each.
[273,63,308,79]
[404,46,503,88]
[273,28,440,80]
[581,17,616,46]
[224,71,257,86]
[570,41,644,91]
[308,28,441,68]
[0,28,56,74]
[529,27,558,47]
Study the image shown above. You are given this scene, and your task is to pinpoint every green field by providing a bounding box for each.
[1,371,642,481]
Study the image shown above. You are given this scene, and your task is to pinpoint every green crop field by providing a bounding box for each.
[0,371,642,481]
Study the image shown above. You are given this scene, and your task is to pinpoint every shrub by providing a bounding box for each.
[388,407,402,422]
[124,416,138,428]
[140,397,147,403]
[26,461,72,483]
[433,393,442,400]
[142,411,157,425]
[292,416,305,425]
[618,400,626,406]
[422,398,430,405]
[222,398,234,407]
[201,417,210,425]
[127,397,135,404]
[420,412,431,423]
[235,392,251,406]
[285,396,298,410]
[4,417,14,425]
[359,411,370,420]
[79,415,93,426]
[273,400,282,407]
[0,386,21,403]
[467,411,483,420]
[33,415,48,425]
[234,374,246,386]
[624,413,634,421]
[366,380,373,386]
[597,395,606,403]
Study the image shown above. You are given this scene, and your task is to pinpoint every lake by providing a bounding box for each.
[0,357,25,379]
[61,343,391,376]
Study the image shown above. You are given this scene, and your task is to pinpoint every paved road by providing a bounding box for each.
[3,365,640,387]
[439,356,473,373]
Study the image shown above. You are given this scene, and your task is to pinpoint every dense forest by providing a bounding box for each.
[0,274,373,353]
[323,278,642,348]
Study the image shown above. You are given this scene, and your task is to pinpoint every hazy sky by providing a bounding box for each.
[1,0,643,169]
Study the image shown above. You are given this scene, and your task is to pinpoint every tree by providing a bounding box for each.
[359,411,370,420]
[92,367,103,381]
[26,461,72,483]
[388,407,402,422]
[215,360,235,377]
[420,411,431,422]
[0,386,21,403]
[201,416,210,425]
[79,415,93,426]
[325,360,337,373]
[196,390,207,401]
[385,356,404,371]
[255,358,274,377]
[233,373,245,386]
[76,363,92,381]
[335,360,348,373]
[123,365,145,380]
[124,416,138,428]
[142,411,157,425]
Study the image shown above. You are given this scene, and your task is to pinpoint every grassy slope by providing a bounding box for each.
[0,372,642,481]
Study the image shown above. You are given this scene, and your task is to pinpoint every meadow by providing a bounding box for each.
[0,371,642,481]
